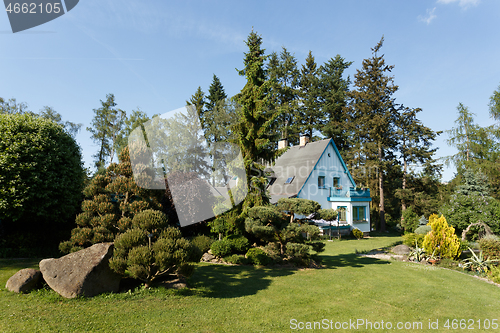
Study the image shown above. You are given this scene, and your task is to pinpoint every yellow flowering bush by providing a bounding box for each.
[423,215,461,259]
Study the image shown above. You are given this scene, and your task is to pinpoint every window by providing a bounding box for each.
[285,176,294,184]
[333,177,340,188]
[353,206,366,222]
[318,176,325,188]
[338,206,347,222]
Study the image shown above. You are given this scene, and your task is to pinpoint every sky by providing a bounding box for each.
[1,0,499,182]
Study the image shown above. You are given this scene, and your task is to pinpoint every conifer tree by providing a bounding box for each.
[297,51,321,139]
[234,30,279,206]
[318,55,353,152]
[267,47,301,145]
[394,106,437,213]
[348,37,399,231]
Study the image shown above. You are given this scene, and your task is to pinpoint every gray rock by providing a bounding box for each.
[6,268,41,293]
[40,243,121,298]
[392,244,411,255]
[201,252,215,262]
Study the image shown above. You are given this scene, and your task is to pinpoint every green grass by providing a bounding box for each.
[1,235,499,332]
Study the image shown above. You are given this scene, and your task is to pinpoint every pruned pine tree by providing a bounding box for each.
[348,37,399,232]
[87,94,126,171]
[59,146,163,253]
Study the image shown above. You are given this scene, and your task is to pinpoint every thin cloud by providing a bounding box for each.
[437,0,480,9]
[419,7,437,25]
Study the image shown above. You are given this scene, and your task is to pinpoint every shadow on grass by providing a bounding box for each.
[320,253,391,270]
[0,258,40,271]
[187,264,295,298]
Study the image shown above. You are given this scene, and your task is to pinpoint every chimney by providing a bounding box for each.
[299,134,310,147]
[278,138,288,150]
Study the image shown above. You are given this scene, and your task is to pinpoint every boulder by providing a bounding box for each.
[392,244,410,255]
[39,243,120,298]
[6,268,42,293]
[201,252,216,262]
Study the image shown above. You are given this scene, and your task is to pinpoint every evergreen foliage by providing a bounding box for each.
[401,206,419,233]
[109,210,194,288]
[423,215,461,259]
[59,146,163,253]
[276,198,321,223]
[347,37,399,232]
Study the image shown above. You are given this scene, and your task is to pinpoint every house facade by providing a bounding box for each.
[267,136,372,234]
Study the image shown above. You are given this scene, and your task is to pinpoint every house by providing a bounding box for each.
[267,135,372,235]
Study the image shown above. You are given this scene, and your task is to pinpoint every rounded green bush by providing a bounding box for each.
[132,209,168,232]
[224,234,250,253]
[191,235,214,254]
[414,225,432,235]
[210,239,232,257]
[224,254,249,265]
[246,247,271,266]
[402,233,425,247]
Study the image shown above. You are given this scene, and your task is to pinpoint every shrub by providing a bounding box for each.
[490,265,500,284]
[414,225,432,235]
[0,113,85,250]
[285,243,310,258]
[352,228,364,240]
[210,239,232,258]
[246,247,271,266]
[224,234,250,253]
[402,233,425,247]
[307,241,325,253]
[423,215,461,259]
[109,211,194,288]
[224,254,249,265]
[401,207,419,233]
[191,235,213,254]
[479,235,500,260]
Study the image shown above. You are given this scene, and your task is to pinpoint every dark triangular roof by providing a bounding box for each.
[267,138,355,203]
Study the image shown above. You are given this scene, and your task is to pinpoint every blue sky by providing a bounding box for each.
[1,0,499,181]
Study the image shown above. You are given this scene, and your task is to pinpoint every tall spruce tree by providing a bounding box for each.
[234,31,278,208]
[267,47,300,145]
[348,37,399,231]
[297,51,322,139]
[318,55,353,152]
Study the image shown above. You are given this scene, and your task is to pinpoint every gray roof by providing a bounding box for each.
[267,139,331,203]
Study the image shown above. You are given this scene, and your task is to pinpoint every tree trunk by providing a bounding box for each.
[378,145,386,232]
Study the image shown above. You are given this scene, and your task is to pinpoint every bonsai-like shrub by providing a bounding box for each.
[352,228,364,240]
[479,235,500,260]
[109,210,194,288]
[210,239,232,257]
[414,225,432,235]
[276,198,321,223]
[423,215,460,259]
[246,247,271,266]
[224,234,250,253]
[60,146,163,253]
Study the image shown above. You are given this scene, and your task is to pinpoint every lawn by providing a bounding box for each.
[1,235,499,332]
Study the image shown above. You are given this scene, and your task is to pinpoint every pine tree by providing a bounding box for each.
[348,37,399,232]
[394,106,437,213]
[267,47,300,145]
[297,51,322,139]
[318,55,353,152]
[87,94,126,170]
[115,108,150,157]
